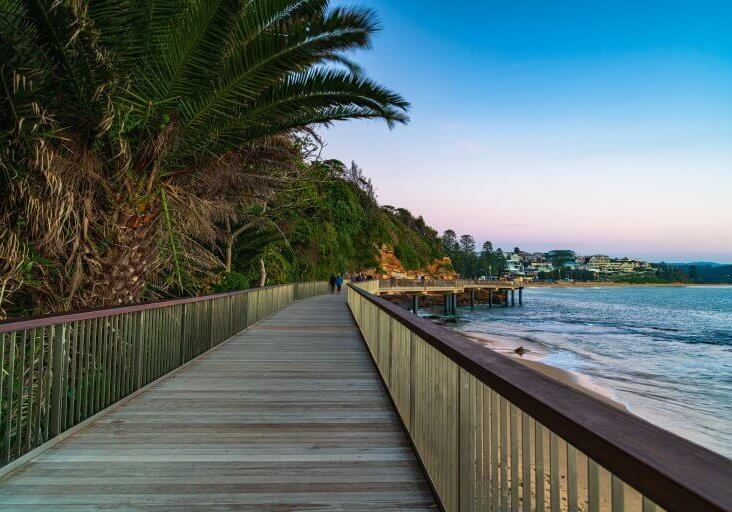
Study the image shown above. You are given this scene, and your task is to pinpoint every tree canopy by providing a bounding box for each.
[0,0,409,317]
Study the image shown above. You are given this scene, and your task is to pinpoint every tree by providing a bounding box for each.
[458,235,478,278]
[442,230,458,259]
[493,249,507,276]
[548,250,576,268]
[459,235,476,254]
[0,0,409,315]
[479,242,493,277]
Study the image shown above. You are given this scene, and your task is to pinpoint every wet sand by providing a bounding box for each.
[526,281,731,288]
[526,281,686,288]
[461,331,627,410]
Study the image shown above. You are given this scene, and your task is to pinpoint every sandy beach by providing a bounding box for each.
[525,281,686,288]
[525,281,731,288]
[461,331,627,410]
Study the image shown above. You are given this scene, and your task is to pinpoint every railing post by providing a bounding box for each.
[210,299,216,349]
[179,303,188,365]
[133,311,145,390]
[2,332,16,464]
[228,296,233,337]
[49,324,67,437]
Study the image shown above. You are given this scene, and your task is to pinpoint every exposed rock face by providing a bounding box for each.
[360,245,458,279]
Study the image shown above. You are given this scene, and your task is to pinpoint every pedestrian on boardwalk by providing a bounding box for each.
[336,275,344,294]
[329,274,336,294]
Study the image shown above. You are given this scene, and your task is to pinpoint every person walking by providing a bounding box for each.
[335,275,344,294]
[329,274,336,294]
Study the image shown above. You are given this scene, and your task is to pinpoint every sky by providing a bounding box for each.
[320,1,732,263]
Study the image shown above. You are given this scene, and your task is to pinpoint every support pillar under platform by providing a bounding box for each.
[443,293,458,317]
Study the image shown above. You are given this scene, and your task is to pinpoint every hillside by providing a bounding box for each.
[219,160,452,289]
[671,263,732,284]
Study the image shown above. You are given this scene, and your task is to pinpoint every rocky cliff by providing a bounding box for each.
[360,245,458,279]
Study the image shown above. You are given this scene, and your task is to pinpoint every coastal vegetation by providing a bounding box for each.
[0,0,411,317]
[672,262,732,284]
[216,158,446,292]
[441,231,507,278]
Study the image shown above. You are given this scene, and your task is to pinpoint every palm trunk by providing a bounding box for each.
[93,206,158,306]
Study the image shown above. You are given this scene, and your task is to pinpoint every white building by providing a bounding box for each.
[505,253,525,274]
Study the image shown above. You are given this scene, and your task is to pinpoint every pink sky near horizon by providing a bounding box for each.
[319,118,732,263]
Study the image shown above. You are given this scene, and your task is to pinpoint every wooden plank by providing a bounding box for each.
[0,294,435,510]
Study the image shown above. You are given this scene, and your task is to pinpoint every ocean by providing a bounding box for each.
[449,285,732,458]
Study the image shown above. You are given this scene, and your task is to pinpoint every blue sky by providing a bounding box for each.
[321,1,732,262]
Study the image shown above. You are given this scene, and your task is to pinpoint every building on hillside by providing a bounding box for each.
[524,252,547,263]
[528,261,554,273]
[505,252,525,275]
[579,255,653,274]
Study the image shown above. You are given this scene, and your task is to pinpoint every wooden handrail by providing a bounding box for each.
[0,283,295,333]
[0,281,328,467]
[348,282,732,512]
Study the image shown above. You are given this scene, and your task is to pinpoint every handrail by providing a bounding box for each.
[348,282,732,512]
[0,281,328,467]
[0,283,293,333]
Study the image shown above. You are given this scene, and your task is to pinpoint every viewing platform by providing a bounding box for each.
[376,278,521,295]
[0,281,729,511]
[375,279,524,314]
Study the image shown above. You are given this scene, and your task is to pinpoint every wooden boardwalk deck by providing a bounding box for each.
[0,294,436,511]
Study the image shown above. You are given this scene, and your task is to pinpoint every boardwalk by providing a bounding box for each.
[0,294,436,511]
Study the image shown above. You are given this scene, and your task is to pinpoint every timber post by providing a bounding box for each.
[49,325,66,438]
[133,311,145,389]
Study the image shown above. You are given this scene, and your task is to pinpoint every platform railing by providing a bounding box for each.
[0,281,328,467]
[378,279,518,289]
[347,282,731,512]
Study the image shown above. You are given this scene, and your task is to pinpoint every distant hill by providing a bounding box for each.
[671,263,732,283]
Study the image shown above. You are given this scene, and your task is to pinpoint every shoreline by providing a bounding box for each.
[460,331,627,410]
[524,281,731,288]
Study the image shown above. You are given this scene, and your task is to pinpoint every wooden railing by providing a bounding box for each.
[0,281,328,467]
[347,282,732,512]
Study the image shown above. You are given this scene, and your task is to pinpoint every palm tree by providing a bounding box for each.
[0,0,409,315]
